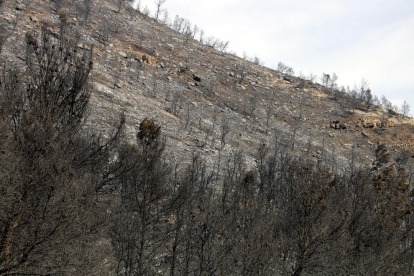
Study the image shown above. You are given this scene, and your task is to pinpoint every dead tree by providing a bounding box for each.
[154,0,167,21]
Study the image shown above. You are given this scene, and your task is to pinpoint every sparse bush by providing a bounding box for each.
[182,19,193,43]
[0,25,8,54]
[198,28,205,43]
[172,15,184,32]
[142,5,150,16]
[169,90,182,116]
[183,100,192,129]
[137,117,162,145]
[58,9,68,45]
[96,18,110,44]
[296,78,306,89]
[76,0,92,26]
[253,55,264,66]
[160,9,170,25]
[220,117,230,147]
[365,87,373,109]
[307,72,317,82]
[321,72,330,86]
[346,85,359,113]
[52,0,64,9]
[115,0,133,13]
[278,61,294,75]
[247,91,259,119]
[237,63,247,84]
[265,102,274,134]
[154,0,166,21]
[381,95,393,110]
[401,100,411,118]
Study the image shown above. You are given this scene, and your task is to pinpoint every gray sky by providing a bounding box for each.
[134,0,414,115]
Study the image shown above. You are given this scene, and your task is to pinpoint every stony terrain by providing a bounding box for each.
[1,0,414,172]
[2,2,414,275]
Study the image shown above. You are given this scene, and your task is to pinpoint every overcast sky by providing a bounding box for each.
[133,0,414,115]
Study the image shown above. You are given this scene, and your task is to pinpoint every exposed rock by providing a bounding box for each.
[142,54,157,65]
[388,109,399,116]
[77,44,88,50]
[3,0,412,186]
[30,16,39,22]
[365,123,374,128]
[193,75,202,82]
[118,51,128,58]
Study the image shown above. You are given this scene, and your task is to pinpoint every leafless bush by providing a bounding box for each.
[115,0,133,13]
[0,25,9,54]
[172,15,184,32]
[182,19,192,43]
[150,70,159,97]
[183,100,192,129]
[401,100,411,118]
[253,55,264,66]
[247,91,259,118]
[307,72,317,82]
[220,117,230,147]
[198,29,205,43]
[154,0,166,21]
[160,10,170,25]
[216,40,229,53]
[52,0,64,9]
[169,90,182,116]
[142,5,150,16]
[277,61,294,75]
[96,18,110,44]
[265,103,274,134]
[76,0,92,26]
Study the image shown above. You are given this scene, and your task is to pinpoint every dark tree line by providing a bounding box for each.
[1,25,414,276]
[0,25,117,275]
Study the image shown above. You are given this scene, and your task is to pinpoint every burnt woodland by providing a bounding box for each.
[0,25,414,276]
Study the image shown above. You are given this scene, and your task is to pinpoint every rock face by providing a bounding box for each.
[193,74,202,82]
[0,0,413,171]
[142,54,158,65]
[389,109,399,116]
[329,121,348,130]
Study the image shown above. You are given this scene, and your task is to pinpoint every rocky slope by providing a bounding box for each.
[1,0,413,172]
